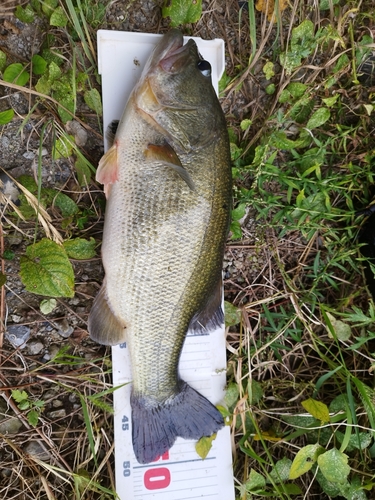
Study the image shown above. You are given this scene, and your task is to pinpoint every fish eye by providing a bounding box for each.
[197,59,211,77]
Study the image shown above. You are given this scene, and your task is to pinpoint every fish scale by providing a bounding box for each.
[89,29,231,464]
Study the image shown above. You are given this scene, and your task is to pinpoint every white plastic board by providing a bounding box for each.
[97,30,234,500]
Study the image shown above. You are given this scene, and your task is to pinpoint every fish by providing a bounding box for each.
[88,29,232,464]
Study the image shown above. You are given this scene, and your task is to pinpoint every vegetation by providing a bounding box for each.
[0,0,374,499]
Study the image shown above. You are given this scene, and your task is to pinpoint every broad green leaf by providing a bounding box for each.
[317,448,350,484]
[230,220,242,240]
[54,192,79,217]
[15,4,35,23]
[246,469,266,491]
[224,382,239,409]
[31,54,47,75]
[50,6,68,27]
[248,380,263,405]
[0,109,14,125]
[63,238,96,260]
[322,95,339,107]
[84,89,103,116]
[232,203,246,221]
[20,238,74,298]
[306,107,330,129]
[319,0,339,9]
[53,134,74,160]
[336,431,372,452]
[289,444,324,479]
[18,401,30,410]
[287,82,307,98]
[3,63,30,86]
[325,312,351,341]
[315,469,342,496]
[240,119,252,131]
[162,0,202,27]
[12,389,28,403]
[301,398,330,423]
[28,409,39,427]
[75,157,92,185]
[195,433,216,459]
[283,484,303,495]
[0,50,6,72]
[40,298,57,314]
[263,61,275,80]
[42,0,58,17]
[269,457,292,483]
[224,301,241,327]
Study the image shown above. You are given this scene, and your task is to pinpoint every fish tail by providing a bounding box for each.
[131,381,224,464]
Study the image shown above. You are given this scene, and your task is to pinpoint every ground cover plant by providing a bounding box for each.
[0,0,375,499]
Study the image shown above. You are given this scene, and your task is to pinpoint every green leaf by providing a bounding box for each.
[27,409,39,427]
[40,298,57,314]
[53,134,74,160]
[20,238,75,298]
[315,469,342,497]
[325,312,352,341]
[63,238,96,260]
[269,457,292,483]
[287,82,307,98]
[54,192,79,216]
[306,107,330,129]
[289,444,324,479]
[0,109,14,125]
[319,0,339,9]
[224,301,241,327]
[84,88,103,116]
[301,398,330,423]
[15,4,35,23]
[224,382,239,409]
[75,157,92,186]
[245,469,266,491]
[3,63,30,86]
[240,119,252,131]
[12,389,28,403]
[248,380,263,405]
[195,433,216,459]
[230,220,242,240]
[31,54,47,75]
[0,50,6,72]
[162,0,202,27]
[232,203,246,221]
[18,401,30,410]
[263,61,275,80]
[50,6,68,27]
[42,0,58,17]
[317,448,350,484]
[322,94,339,107]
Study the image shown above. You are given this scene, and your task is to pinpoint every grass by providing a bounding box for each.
[1,0,375,499]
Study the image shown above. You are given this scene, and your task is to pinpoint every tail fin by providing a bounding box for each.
[131,381,224,464]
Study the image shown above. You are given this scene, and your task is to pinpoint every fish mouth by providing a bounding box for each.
[146,29,195,75]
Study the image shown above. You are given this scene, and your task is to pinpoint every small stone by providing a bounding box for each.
[27,341,44,355]
[0,415,23,434]
[54,319,74,338]
[48,409,66,419]
[5,325,30,348]
[24,441,50,460]
[65,120,88,147]
[69,393,77,403]
[22,151,35,160]
[52,399,63,408]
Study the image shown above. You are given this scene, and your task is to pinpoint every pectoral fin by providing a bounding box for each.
[96,143,119,198]
[188,277,224,334]
[145,143,195,191]
[88,279,127,346]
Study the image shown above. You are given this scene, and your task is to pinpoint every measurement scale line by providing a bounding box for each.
[132,456,216,469]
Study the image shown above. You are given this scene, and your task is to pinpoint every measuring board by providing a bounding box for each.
[97,30,235,500]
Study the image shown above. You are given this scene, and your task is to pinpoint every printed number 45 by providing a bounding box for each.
[122,415,129,431]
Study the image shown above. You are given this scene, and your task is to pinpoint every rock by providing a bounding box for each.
[48,409,66,419]
[65,120,88,147]
[27,341,44,355]
[54,319,74,338]
[5,325,30,348]
[24,441,50,461]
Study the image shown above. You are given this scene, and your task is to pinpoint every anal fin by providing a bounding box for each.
[88,279,127,346]
[188,277,224,334]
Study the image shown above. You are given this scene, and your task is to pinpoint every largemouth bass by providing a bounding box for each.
[88,29,232,464]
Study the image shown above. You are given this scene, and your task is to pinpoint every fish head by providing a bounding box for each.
[134,29,221,151]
